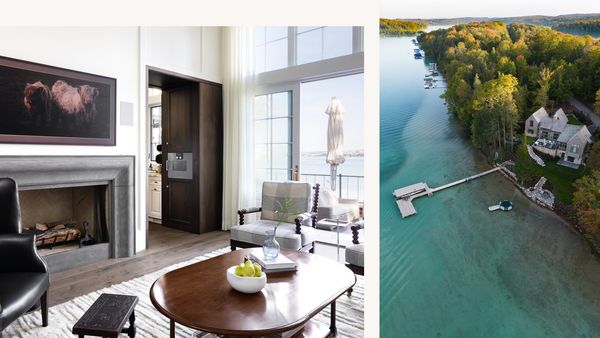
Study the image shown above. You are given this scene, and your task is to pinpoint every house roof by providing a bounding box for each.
[558,124,592,144]
[539,108,567,133]
[531,107,548,122]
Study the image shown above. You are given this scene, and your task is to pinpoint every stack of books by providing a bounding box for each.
[249,248,297,273]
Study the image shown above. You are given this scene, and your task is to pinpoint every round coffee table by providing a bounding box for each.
[150,249,356,338]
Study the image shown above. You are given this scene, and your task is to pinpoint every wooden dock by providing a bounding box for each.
[393,166,503,218]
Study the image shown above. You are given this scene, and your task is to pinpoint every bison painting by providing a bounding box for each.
[0,55,115,145]
[23,81,52,126]
[50,80,99,127]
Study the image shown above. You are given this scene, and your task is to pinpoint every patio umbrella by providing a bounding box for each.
[325,97,345,191]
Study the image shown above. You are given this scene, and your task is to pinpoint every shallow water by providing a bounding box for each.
[380,35,600,338]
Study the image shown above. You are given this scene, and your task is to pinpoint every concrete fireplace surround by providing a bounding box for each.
[0,156,135,272]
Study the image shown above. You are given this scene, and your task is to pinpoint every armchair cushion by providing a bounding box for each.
[321,189,339,206]
[260,181,312,223]
[345,244,364,267]
[230,220,316,251]
[0,272,49,330]
[317,203,360,223]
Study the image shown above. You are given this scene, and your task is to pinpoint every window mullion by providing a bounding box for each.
[289,26,296,67]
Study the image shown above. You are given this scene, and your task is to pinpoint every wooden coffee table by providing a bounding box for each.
[150,249,356,338]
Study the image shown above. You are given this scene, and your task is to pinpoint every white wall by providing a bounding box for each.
[0,26,223,253]
[142,27,222,84]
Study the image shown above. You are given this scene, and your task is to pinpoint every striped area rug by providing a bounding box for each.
[5,248,364,337]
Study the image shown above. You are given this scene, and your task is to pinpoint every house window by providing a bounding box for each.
[529,120,533,127]
[254,27,289,73]
[150,105,162,161]
[527,129,534,135]
[558,142,567,151]
[570,143,580,154]
[552,133,559,141]
[299,73,364,200]
[254,26,363,74]
[297,27,353,65]
[254,91,293,197]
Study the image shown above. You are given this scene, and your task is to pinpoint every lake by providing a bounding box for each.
[301,155,364,201]
[380,34,600,337]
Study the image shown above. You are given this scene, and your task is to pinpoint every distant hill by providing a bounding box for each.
[380,18,427,36]
[406,13,600,27]
[553,20,600,37]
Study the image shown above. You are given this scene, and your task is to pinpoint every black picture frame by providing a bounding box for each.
[0,55,116,146]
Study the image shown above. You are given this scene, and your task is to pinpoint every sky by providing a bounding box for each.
[300,73,364,153]
[381,0,600,19]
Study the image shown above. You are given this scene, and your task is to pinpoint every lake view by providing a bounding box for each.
[380,33,600,337]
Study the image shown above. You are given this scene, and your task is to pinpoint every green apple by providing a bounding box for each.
[243,260,255,277]
[253,262,262,277]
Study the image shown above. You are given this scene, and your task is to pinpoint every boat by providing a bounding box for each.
[414,51,423,59]
[488,200,513,212]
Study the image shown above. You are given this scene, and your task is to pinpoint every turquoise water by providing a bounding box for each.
[380,35,600,337]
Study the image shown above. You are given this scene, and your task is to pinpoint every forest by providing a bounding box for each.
[418,22,600,249]
[418,22,600,156]
[553,20,600,36]
[380,19,427,36]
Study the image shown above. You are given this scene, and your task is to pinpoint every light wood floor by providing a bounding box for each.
[48,223,229,306]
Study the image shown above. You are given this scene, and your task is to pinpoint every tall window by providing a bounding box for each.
[300,73,364,200]
[254,91,293,195]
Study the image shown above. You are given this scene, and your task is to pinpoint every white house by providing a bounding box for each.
[525,107,592,167]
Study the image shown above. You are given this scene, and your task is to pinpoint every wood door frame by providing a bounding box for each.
[145,66,223,246]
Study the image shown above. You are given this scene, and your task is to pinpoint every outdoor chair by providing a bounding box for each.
[316,188,360,229]
[230,181,319,253]
[0,178,49,337]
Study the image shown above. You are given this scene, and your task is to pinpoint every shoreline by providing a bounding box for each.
[492,160,600,256]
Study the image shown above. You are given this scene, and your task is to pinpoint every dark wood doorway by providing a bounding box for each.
[147,67,223,235]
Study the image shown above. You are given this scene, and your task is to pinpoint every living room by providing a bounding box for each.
[0,26,365,337]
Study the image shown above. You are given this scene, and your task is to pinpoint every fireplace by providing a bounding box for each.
[0,156,135,273]
[19,185,110,256]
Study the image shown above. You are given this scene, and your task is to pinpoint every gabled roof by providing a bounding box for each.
[557,124,592,145]
[539,108,567,133]
[530,107,548,122]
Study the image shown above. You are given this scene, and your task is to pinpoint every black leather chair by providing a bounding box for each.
[0,178,49,337]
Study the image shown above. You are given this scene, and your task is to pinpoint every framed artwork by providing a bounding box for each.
[0,56,116,146]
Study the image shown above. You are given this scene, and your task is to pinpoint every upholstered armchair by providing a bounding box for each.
[345,220,364,296]
[346,220,364,275]
[0,178,49,337]
[230,181,319,253]
[316,188,360,229]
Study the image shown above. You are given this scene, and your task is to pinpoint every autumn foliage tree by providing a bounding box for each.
[573,170,600,235]
[418,22,600,145]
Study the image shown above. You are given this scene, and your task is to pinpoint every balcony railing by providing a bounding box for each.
[300,173,364,202]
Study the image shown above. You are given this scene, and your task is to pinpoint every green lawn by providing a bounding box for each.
[538,162,584,204]
[515,134,584,204]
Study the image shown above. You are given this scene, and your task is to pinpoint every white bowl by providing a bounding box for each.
[226,266,267,294]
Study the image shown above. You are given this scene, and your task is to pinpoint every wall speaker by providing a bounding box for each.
[120,101,134,126]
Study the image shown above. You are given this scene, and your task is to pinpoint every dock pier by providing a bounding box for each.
[393,166,503,218]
